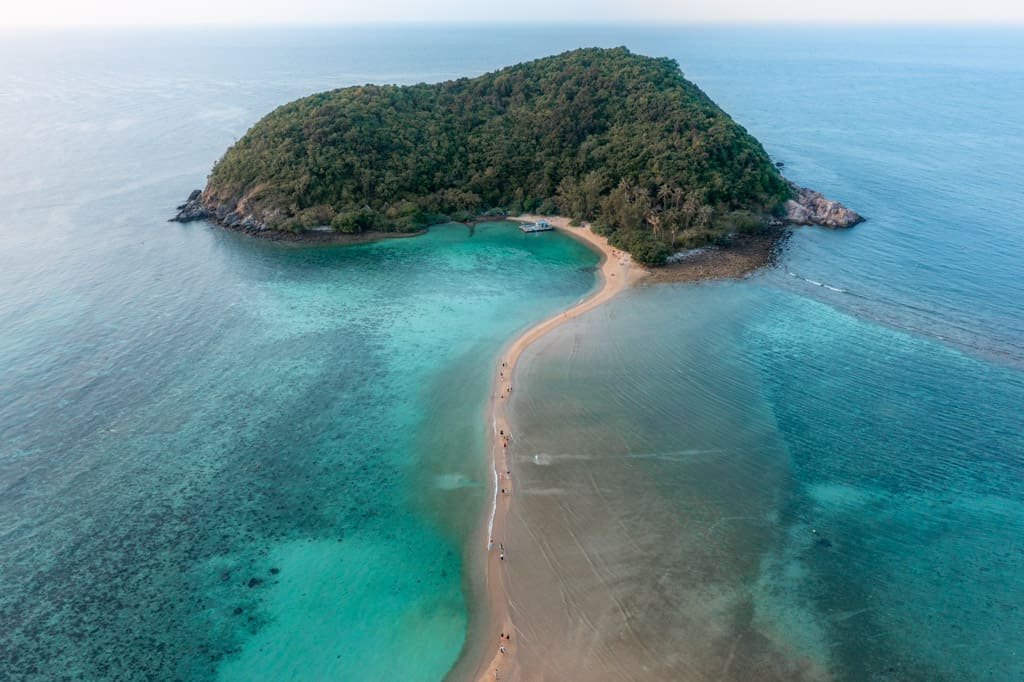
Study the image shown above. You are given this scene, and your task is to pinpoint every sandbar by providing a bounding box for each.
[461,216,643,682]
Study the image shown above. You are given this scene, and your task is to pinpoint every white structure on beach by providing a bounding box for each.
[518,219,552,233]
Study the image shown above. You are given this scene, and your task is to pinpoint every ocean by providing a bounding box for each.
[1,24,1022,680]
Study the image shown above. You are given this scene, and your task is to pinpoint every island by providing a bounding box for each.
[173,47,861,268]
[171,47,866,681]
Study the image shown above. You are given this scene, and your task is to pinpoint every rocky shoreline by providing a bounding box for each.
[170,180,862,245]
[647,229,790,283]
[169,190,425,244]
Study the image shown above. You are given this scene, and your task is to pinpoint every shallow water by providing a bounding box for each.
[508,283,1024,680]
[0,218,598,680]
[1,23,1022,681]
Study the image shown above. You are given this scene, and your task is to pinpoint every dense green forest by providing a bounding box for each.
[204,47,790,264]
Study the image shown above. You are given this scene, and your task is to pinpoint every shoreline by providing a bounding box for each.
[461,216,643,682]
[174,194,787,278]
[241,228,426,245]
[453,216,787,681]
[649,228,790,283]
[194,220,427,246]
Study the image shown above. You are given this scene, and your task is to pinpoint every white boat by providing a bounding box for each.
[518,219,553,233]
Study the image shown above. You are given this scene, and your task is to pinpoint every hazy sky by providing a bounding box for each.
[2,0,1021,27]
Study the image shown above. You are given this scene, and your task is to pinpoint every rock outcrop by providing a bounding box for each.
[783,182,864,228]
[170,189,210,223]
[170,190,271,232]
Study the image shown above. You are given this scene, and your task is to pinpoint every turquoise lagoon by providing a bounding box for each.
[0,218,598,680]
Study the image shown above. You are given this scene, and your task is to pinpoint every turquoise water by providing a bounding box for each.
[0,217,598,680]
[1,24,1023,680]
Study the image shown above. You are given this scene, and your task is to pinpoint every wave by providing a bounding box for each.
[782,268,1024,367]
[786,269,846,293]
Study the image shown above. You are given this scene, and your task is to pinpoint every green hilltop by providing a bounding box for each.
[193,47,792,264]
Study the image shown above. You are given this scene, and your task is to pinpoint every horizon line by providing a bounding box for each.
[3,19,1024,30]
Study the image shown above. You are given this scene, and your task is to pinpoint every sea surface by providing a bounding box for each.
[1,24,1022,681]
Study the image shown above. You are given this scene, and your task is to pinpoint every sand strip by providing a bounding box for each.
[468,216,644,682]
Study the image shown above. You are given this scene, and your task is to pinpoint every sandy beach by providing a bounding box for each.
[459,216,643,682]
[451,216,787,681]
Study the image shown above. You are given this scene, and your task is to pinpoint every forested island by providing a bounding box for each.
[174,47,860,265]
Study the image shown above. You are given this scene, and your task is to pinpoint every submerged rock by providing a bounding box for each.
[784,182,864,228]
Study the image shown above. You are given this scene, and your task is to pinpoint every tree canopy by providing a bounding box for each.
[204,47,789,264]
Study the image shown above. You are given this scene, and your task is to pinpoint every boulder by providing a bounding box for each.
[784,182,864,228]
[170,189,210,222]
[783,199,812,224]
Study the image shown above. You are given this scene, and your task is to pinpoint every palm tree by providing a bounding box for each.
[657,182,675,209]
[697,205,714,230]
[682,193,700,231]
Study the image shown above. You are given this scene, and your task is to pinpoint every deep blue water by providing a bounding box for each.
[1,24,1022,680]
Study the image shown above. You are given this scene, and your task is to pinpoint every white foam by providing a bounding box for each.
[486,464,498,548]
[787,268,847,294]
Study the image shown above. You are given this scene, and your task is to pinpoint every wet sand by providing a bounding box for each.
[475,280,831,682]
[460,217,642,682]
[456,218,794,681]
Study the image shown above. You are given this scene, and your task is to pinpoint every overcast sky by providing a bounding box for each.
[2,0,1021,27]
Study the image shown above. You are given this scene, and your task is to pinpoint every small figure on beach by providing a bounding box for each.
[500,645,506,654]
[500,553,505,561]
